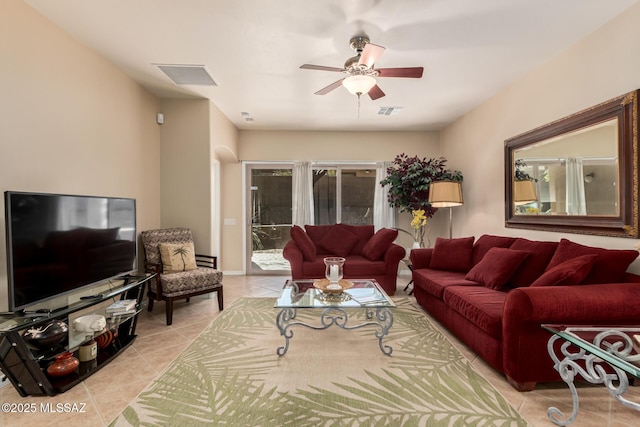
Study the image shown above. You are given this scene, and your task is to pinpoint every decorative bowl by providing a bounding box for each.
[23,319,68,350]
[313,278,354,294]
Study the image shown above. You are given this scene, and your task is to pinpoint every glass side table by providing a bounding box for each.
[542,325,640,426]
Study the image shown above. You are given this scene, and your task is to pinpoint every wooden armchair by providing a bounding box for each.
[140,228,223,325]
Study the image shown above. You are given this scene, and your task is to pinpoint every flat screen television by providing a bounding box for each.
[4,191,137,312]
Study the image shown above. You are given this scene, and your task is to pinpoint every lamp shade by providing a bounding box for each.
[342,75,376,95]
[428,181,463,207]
[514,180,537,205]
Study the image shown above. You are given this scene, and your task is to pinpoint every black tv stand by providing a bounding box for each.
[0,273,154,396]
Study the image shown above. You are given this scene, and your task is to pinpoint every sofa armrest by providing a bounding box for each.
[383,243,406,265]
[501,282,640,385]
[409,248,433,269]
[504,283,640,324]
[283,239,304,278]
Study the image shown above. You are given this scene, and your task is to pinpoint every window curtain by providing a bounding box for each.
[292,161,314,226]
[374,161,395,230]
[565,157,587,215]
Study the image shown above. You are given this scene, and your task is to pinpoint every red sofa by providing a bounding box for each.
[283,224,406,295]
[410,234,640,391]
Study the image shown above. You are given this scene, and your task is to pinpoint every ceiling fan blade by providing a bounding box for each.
[358,43,385,69]
[368,85,385,100]
[377,67,424,78]
[315,78,346,95]
[300,64,345,72]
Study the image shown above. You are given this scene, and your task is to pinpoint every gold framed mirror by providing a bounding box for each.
[504,90,639,238]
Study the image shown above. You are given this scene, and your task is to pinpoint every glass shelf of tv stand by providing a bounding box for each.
[0,273,154,333]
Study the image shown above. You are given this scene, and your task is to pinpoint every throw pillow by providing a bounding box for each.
[317,224,360,257]
[471,234,517,266]
[290,225,316,261]
[159,242,197,273]
[508,238,558,287]
[465,248,530,290]
[546,238,639,284]
[362,228,398,261]
[530,254,598,287]
[429,236,475,272]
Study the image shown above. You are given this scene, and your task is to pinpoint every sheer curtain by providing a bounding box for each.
[374,161,395,230]
[292,161,314,226]
[566,157,587,215]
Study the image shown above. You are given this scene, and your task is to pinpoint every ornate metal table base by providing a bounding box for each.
[276,306,394,357]
[547,330,640,426]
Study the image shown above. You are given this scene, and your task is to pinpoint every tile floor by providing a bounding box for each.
[1,274,638,426]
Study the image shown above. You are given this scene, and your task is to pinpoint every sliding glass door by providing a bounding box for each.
[313,167,376,225]
[248,165,293,274]
[245,163,377,274]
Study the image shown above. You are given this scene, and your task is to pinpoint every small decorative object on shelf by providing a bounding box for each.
[46,352,79,377]
[78,338,97,362]
[95,329,117,349]
[23,319,68,350]
[72,314,106,333]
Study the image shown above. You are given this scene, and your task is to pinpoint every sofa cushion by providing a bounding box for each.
[362,228,398,261]
[290,225,316,261]
[430,236,475,272]
[531,254,598,287]
[471,234,517,266]
[465,248,530,290]
[301,256,326,278]
[546,238,639,284]
[508,238,558,287]
[413,268,478,300]
[343,255,386,276]
[443,286,507,338]
[317,224,360,257]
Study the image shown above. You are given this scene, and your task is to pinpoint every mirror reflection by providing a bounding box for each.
[513,118,619,216]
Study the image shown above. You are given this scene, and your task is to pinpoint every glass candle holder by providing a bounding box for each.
[324,257,345,283]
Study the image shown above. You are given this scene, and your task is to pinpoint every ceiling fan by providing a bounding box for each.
[300,35,423,100]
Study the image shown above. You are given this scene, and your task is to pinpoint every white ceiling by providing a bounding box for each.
[25,0,638,132]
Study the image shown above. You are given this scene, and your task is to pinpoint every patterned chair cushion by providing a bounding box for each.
[141,228,195,265]
[160,267,223,298]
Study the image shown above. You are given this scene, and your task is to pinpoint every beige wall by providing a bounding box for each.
[216,130,440,272]
[0,1,161,310]
[159,98,238,261]
[440,1,640,272]
[159,99,212,253]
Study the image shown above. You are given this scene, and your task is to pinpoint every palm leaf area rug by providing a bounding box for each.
[111,297,528,427]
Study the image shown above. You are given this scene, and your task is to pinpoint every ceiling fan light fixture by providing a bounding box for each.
[342,75,376,96]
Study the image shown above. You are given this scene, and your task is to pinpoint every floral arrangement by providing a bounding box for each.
[410,209,429,247]
[380,153,463,218]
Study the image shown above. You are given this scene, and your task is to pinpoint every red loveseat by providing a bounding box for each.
[410,234,640,391]
[283,224,406,295]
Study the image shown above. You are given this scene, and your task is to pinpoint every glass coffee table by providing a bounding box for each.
[274,279,395,357]
[543,325,640,426]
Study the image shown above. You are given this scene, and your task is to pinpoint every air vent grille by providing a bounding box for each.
[378,106,403,116]
[155,64,217,86]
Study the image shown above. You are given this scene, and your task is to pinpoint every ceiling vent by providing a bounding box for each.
[378,106,403,116]
[155,64,217,86]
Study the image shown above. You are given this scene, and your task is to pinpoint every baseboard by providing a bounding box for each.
[222,270,245,276]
